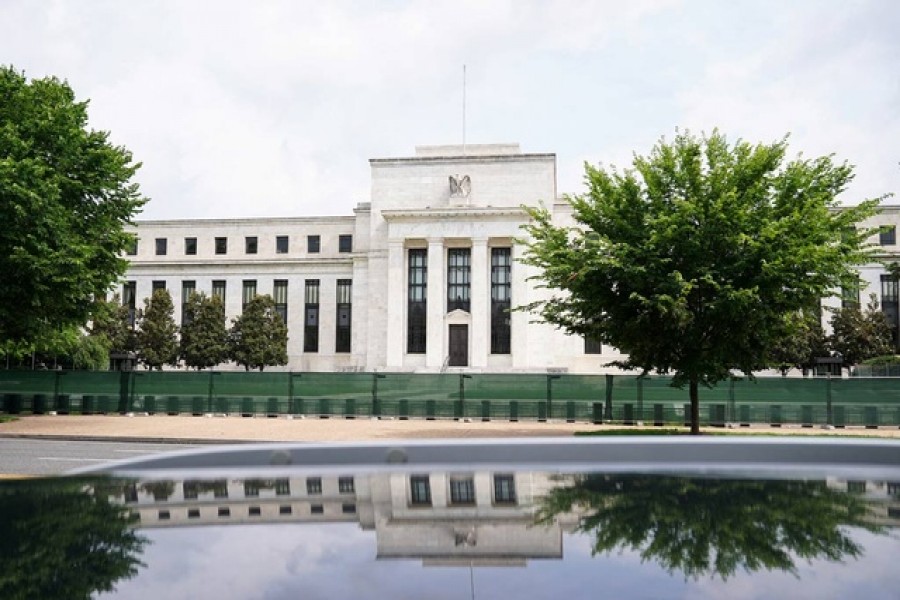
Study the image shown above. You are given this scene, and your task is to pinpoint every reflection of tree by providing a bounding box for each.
[0,478,147,599]
[140,480,176,501]
[537,474,884,579]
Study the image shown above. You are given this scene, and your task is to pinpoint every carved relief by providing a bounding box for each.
[449,174,471,198]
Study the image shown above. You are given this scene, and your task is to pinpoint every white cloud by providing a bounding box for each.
[1,0,897,219]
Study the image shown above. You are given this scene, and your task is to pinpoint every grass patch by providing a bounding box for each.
[0,415,18,424]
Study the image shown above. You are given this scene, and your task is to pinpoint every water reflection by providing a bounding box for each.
[1,470,898,598]
[537,474,888,579]
[0,478,147,600]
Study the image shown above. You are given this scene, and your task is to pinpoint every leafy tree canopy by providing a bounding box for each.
[229,295,288,371]
[0,477,147,599]
[0,66,145,344]
[536,474,883,580]
[521,130,881,433]
[135,289,179,370]
[180,292,228,370]
[829,293,893,373]
[89,294,135,355]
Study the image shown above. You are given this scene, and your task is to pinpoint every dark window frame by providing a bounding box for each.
[336,279,352,353]
[276,235,289,254]
[447,248,471,313]
[274,280,288,324]
[408,249,427,354]
[304,280,320,353]
[242,280,257,312]
[339,234,353,253]
[215,237,228,255]
[880,226,896,246]
[307,235,321,253]
[155,238,167,256]
[245,236,258,254]
[184,237,197,255]
[490,248,511,354]
[410,475,432,506]
[449,476,475,505]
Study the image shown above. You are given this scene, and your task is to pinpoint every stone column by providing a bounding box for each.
[470,237,489,368]
[386,239,405,368]
[426,238,445,369]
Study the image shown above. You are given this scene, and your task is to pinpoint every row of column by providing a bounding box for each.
[385,237,492,369]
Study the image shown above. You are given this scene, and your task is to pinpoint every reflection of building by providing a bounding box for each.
[117,471,577,565]
[828,478,900,526]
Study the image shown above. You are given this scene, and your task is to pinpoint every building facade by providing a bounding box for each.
[125,143,625,373]
[124,143,899,374]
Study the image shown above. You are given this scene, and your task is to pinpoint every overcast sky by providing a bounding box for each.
[2,0,898,220]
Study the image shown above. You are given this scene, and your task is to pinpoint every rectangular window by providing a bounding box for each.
[310,504,324,515]
[242,280,257,312]
[212,280,226,304]
[304,280,320,353]
[339,234,353,253]
[306,477,322,495]
[245,236,258,254]
[336,279,352,353]
[181,280,196,325]
[122,281,137,327]
[449,476,475,505]
[493,474,517,504]
[218,507,230,518]
[215,237,227,255]
[188,508,200,519]
[244,481,260,497]
[276,235,289,254]
[155,238,167,256]
[152,280,167,292]
[880,225,896,246]
[342,503,357,514]
[410,475,431,506]
[279,505,292,515]
[491,248,511,354]
[447,248,471,312]
[184,237,197,255]
[249,506,261,517]
[585,336,602,354]
[274,280,288,324]
[275,478,290,496]
[307,235,320,253]
[847,481,867,493]
[408,249,427,354]
[126,237,138,256]
[881,274,899,348]
[183,481,199,500]
[212,481,228,498]
[842,278,860,309]
[339,476,355,494]
[158,510,170,520]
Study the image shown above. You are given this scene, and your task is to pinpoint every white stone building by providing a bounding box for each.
[125,143,625,373]
[124,143,899,374]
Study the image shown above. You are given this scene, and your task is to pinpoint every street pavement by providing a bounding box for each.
[2,414,900,443]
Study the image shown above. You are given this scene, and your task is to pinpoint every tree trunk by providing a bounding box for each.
[689,377,700,435]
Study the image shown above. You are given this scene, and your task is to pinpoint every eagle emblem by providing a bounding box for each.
[449,174,471,198]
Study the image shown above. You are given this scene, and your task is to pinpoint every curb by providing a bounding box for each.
[0,433,259,445]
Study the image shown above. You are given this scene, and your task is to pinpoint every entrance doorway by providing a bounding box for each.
[448,325,469,367]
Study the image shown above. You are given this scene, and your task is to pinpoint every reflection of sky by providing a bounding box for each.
[102,523,900,600]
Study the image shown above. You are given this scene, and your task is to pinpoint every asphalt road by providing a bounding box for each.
[0,438,197,477]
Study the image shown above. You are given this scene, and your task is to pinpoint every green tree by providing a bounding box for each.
[0,66,146,346]
[0,477,147,599]
[767,309,827,376]
[536,474,883,580]
[521,130,880,434]
[229,295,288,371]
[180,292,229,370]
[135,289,179,370]
[829,293,893,374]
[70,334,109,370]
[89,294,136,355]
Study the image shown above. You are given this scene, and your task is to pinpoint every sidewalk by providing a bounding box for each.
[1,414,899,444]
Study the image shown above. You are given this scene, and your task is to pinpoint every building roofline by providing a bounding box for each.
[370,153,556,166]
